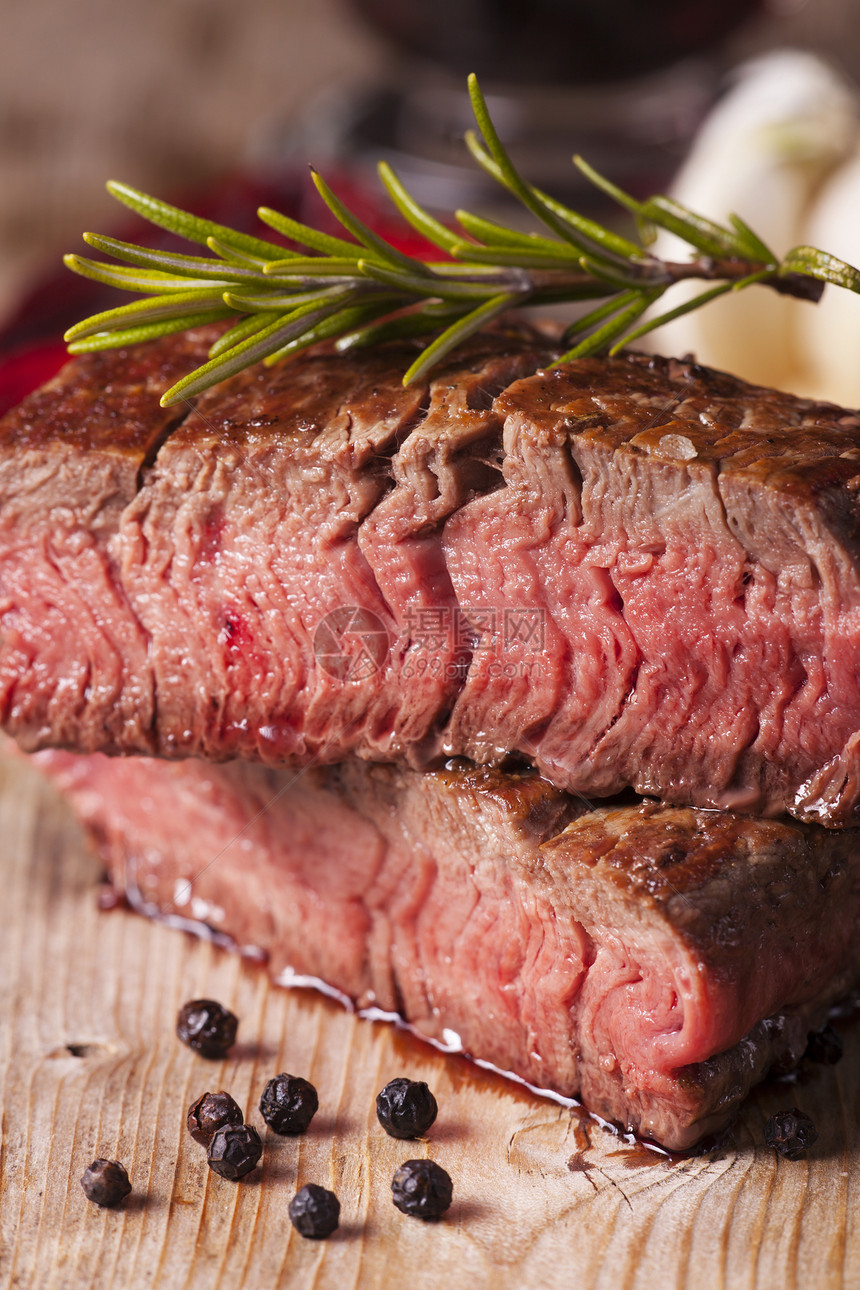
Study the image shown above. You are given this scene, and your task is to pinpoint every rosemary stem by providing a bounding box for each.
[61,73,859,394]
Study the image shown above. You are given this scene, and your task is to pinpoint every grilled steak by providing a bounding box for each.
[5,329,860,822]
[32,748,860,1149]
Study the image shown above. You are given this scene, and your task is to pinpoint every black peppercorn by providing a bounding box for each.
[80,1159,132,1207]
[376,1078,438,1139]
[391,1159,453,1220]
[176,999,238,1059]
[288,1183,341,1239]
[187,1090,244,1145]
[764,1108,818,1160]
[207,1123,263,1180]
[804,1024,844,1065]
[259,1073,319,1135]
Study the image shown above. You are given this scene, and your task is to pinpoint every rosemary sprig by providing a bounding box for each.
[64,74,860,407]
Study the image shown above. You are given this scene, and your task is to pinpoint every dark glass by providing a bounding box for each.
[348,0,762,85]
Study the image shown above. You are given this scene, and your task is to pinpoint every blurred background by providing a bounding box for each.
[3,0,860,399]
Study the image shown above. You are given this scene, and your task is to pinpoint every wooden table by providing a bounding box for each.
[2,753,859,1289]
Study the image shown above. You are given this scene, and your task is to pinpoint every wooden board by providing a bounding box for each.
[2,755,860,1290]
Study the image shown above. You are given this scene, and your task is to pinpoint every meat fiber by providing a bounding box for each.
[32,748,860,1149]
[5,329,860,822]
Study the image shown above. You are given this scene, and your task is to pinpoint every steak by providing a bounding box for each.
[32,747,860,1150]
[5,329,860,822]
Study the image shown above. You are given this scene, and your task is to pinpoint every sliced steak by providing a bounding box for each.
[0,326,552,763]
[31,748,860,1149]
[0,328,219,752]
[5,334,860,821]
[445,356,860,823]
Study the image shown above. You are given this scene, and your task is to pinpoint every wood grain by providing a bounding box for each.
[2,754,860,1290]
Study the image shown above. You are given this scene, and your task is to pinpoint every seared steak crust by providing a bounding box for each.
[4,333,860,821]
[33,749,860,1149]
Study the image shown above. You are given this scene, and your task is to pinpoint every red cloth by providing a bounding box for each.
[0,342,69,417]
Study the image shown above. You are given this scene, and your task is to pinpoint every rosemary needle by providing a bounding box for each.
[64,74,860,407]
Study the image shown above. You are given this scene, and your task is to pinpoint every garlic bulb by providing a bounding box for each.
[796,147,860,406]
[645,50,859,394]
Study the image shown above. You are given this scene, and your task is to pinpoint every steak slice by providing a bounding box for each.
[0,328,220,752]
[5,333,860,821]
[0,325,553,763]
[32,748,860,1150]
[443,355,860,822]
